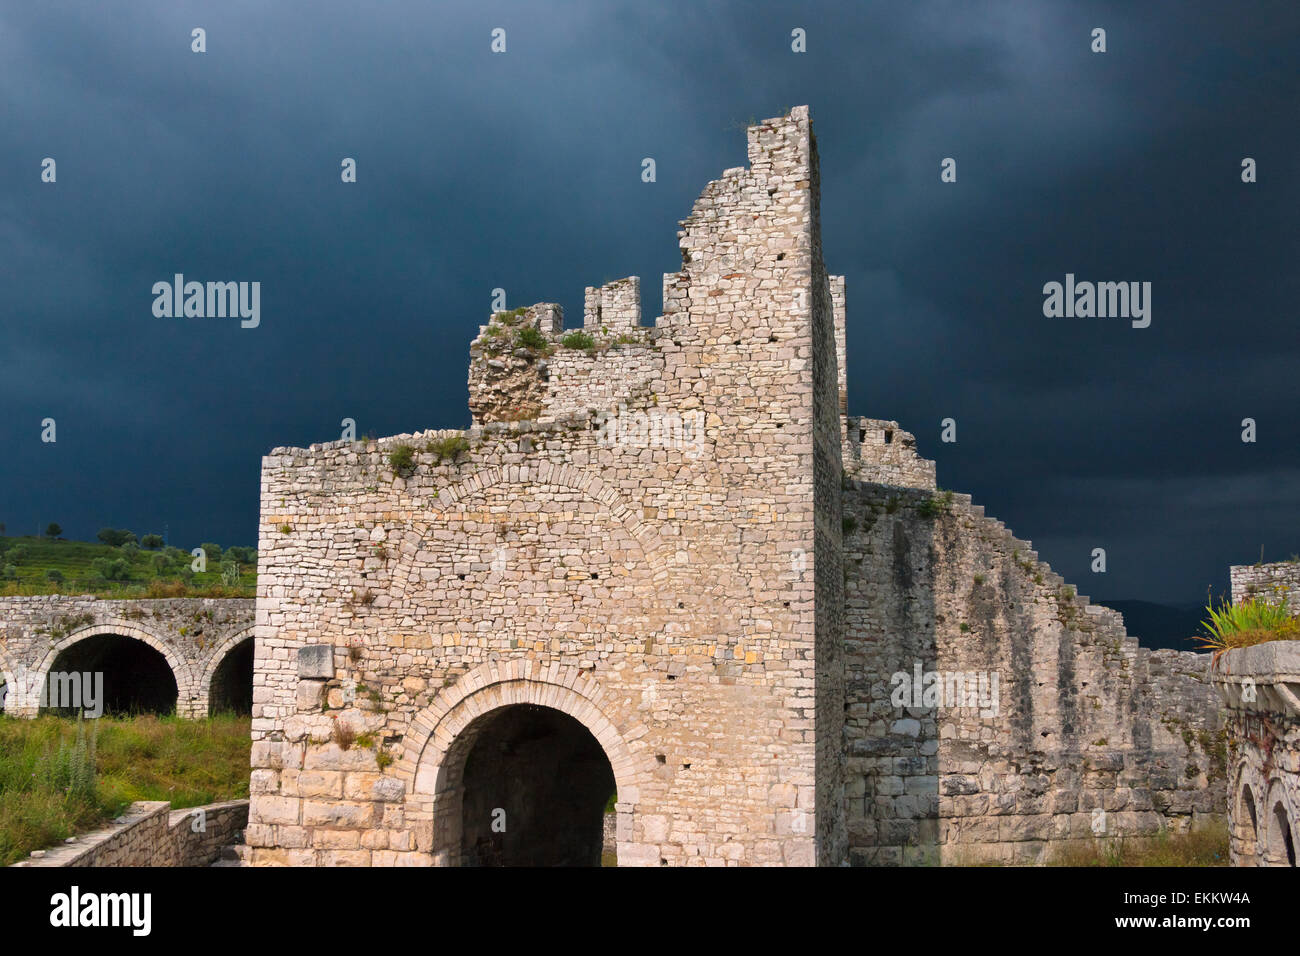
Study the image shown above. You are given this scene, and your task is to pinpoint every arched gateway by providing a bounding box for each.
[396,662,644,866]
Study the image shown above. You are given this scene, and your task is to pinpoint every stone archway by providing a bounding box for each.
[395,660,649,866]
[0,650,17,716]
[30,620,200,717]
[1235,781,1260,866]
[1264,783,1297,867]
[200,626,256,715]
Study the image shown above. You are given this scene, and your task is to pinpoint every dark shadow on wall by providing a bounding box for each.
[843,482,940,865]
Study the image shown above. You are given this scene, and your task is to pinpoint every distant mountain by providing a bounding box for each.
[1094,599,1209,653]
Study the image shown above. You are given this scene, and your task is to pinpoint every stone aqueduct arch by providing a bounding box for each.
[1230,756,1298,867]
[393,658,654,866]
[0,603,257,718]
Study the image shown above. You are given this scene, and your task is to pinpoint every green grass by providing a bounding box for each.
[0,713,251,866]
[0,535,255,599]
[1047,822,1229,866]
[1197,595,1300,651]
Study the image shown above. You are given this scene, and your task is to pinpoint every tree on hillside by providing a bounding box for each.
[200,542,222,563]
[97,528,135,547]
[45,523,62,538]
[140,534,164,549]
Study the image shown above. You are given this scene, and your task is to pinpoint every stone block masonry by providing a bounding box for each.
[249,107,844,867]
[0,596,254,717]
[242,105,1223,867]
[13,799,249,867]
[1213,563,1300,866]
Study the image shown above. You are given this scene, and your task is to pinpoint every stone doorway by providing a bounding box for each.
[452,704,616,866]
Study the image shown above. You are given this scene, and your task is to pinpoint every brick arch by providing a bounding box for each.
[32,619,200,714]
[395,659,652,866]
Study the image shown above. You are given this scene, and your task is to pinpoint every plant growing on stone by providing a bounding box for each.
[330,719,356,751]
[388,444,416,477]
[515,325,548,351]
[426,434,470,464]
[1196,594,1299,651]
[561,330,595,351]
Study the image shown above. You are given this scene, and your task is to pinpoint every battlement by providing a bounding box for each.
[584,277,641,332]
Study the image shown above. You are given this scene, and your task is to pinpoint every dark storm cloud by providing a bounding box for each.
[1,0,1296,605]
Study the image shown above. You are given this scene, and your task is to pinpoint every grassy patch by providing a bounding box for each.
[0,714,250,865]
[1047,822,1229,867]
[561,331,595,351]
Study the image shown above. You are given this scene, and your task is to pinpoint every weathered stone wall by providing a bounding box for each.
[842,480,1224,864]
[1211,640,1300,866]
[0,596,255,717]
[1231,561,1300,611]
[843,418,936,490]
[248,107,845,867]
[12,799,248,867]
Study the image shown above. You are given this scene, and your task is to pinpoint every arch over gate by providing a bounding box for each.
[396,659,647,865]
[30,620,200,716]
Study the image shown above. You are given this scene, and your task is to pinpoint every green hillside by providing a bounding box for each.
[0,532,255,599]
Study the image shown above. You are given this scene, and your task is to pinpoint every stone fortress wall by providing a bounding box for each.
[247,107,844,867]
[233,105,1226,866]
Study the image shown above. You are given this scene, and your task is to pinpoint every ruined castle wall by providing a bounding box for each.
[1231,561,1300,611]
[841,481,1224,865]
[843,418,936,490]
[0,595,255,717]
[248,107,845,867]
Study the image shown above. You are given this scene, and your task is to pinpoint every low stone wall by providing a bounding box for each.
[1210,641,1300,866]
[12,799,248,867]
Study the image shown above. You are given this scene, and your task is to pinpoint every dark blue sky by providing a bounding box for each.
[2,1,1297,604]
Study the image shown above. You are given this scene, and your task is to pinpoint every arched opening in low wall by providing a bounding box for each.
[43,634,179,716]
[446,704,616,866]
[1266,799,1296,867]
[1236,782,1259,865]
[208,637,254,715]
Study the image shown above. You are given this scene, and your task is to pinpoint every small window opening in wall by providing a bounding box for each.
[776,251,784,259]
[656,754,666,764]
[884,429,894,444]
[458,573,466,580]
[660,859,669,866]
[858,427,867,443]
[682,763,691,770]
[783,601,790,608]
[769,335,778,342]
[590,572,598,579]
